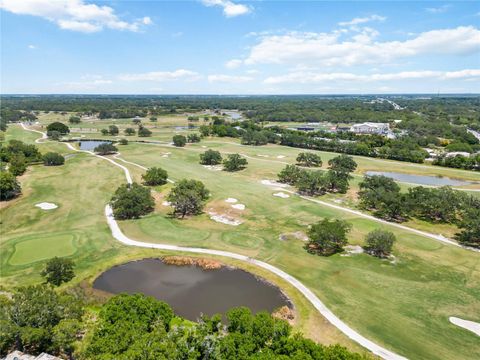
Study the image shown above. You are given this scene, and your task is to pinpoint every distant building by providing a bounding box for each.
[2,351,60,360]
[350,122,390,135]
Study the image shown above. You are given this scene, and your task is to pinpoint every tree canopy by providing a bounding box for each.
[0,172,21,201]
[172,134,187,147]
[110,183,155,219]
[167,179,210,218]
[199,149,222,165]
[296,152,322,167]
[46,122,69,135]
[223,153,248,172]
[42,152,65,166]
[94,143,117,155]
[364,230,396,258]
[142,167,168,186]
[41,257,75,286]
[307,219,352,256]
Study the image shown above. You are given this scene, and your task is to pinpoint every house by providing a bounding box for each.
[350,122,390,135]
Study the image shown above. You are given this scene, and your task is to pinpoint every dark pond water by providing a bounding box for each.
[365,171,473,186]
[79,140,111,151]
[93,259,290,320]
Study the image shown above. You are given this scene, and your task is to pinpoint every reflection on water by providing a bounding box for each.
[365,171,472,186]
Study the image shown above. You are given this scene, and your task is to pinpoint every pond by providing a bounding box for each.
[365,171,473,186]
[93,259,290,320]
[224,110,243,120]
[79,140,111,151]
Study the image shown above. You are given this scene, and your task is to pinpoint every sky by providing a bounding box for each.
[1,0,479,94]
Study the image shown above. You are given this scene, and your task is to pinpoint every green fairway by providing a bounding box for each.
[2,124,479,360]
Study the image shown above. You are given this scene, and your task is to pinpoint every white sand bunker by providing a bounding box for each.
[232,204,245,210]
[277,155,286,158]
[449,317,480,336]
[162,201,171,206]
[341,245,364,257]
[203,165,223,171]
[35,202,58,210]
[261,179,289,188]
[201,145,207,148]
[209,213,242,226]
[273,192,290,198]
[257,154,269,158]
[225,198,238,203]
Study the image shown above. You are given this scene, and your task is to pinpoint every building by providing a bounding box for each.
[349,122,390,135]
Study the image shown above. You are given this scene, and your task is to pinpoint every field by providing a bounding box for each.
[1,116,480,360]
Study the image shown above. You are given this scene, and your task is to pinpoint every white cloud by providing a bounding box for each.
[201,0,251,17]
[264,69,480,84]
[426,5,451,14]
[28,44,37,49]
[208,74,253,83]
[119,69,201,82]
[225,59,242,69]
[243,26,480,67]
[338,14,386,27]
[0,0,152,33]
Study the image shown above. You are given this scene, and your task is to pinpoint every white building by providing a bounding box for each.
[350,122,390,135]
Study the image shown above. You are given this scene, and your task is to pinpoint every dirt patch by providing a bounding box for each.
[209,212,242,226]
[162,256,223,270]
[341,245,364,257]
[279,231,308,242]
[203,165,223,171]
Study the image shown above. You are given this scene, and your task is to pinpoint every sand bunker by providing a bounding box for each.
[341,245,364,257]
[162,201,171,206]
[279,231,308,242]
[277,155,286,159]
[225,198,238,203]
[449,317,480,336]
[232,204,246,210]
[257,154,269,158]
[273,192,290,198]
[209,212,242,226]
[203,165,223,171]
[35,202,58,210]
[261,180,289,188]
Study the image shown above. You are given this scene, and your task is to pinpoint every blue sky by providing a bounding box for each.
[1,0,479,94]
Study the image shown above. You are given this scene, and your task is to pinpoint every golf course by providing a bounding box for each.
[1,113,479,360]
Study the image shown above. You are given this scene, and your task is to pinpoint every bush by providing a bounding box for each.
[167,179,210,218]
[223,153,248,171]
[138,126,152,137]
[43,152,65,166]
[100,129,109,135]
[41,257,75,286]
[150,117,157,122]
[172,134,187,147]
[307,219,351,256]
[69,116,81,124]
[0,171,21,201]
[187,133,201,143]
[94,143,117,155]
[364,230,396,258]
[142,167,168,186]
[9,153,27,176]
[46,122,69,135]
[199,149,222,165]
[118,138,128,145]
[110,183,155,219]
[47,130,61,140]
[124,127,136,136]
[108,125,119,135]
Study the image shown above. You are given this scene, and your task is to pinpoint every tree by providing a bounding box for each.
[296,152,322,167]
[199,125,210,137]
[328,154,357,173]
[42,152,65,166]
[47,130,61,140]
[110,183,155,220]
[455,206,480,248]
[296,170,327,196]
[100,128,109,136]
[0,172,21,201]
[41,257,75,286]
[94,143,117,155]
[187,133,201,143]
[124,127,136,136]
[138,126,152,137]
[118,138,128,145]
[9,153,27,176]
[277,164,302,185]
[364,230,396,258]
[142,167,168,186]
[223,153,248,172]
[150,116,157,122]
[46,122,69,135]
[167,179,210,218]
[52,319,81,359]
[307,219,352,256]
[108,125,119,135]
[199,149,222,165]
[132,118,142,125]
[68,116,81,124]
[172,134,187,147]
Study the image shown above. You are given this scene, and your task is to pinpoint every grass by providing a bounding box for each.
[2,124,479,359]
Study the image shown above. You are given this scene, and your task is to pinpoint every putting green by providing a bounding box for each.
[9,232,77,266]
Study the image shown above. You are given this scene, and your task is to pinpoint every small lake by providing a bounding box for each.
[365,171,473,186]
[79,140,111,151]
[224,110,243,120]
[93,259,290,320]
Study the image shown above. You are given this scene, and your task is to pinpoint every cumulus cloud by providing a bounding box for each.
[28,44,37,49]
[207,74,253,83]
[201,0,251,17]
[118,69,201,82]
[0,0,152,33]
[243,26,480,67]
[426,5,451,14]
[264,69,480,84]
[338,14,386,27]
[225,59,242,69]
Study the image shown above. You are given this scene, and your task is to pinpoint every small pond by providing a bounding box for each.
[79,140,111,151]
[93,259,290,320]
[365,171,473,186]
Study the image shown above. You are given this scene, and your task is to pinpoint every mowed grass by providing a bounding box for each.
[115,141,480,360]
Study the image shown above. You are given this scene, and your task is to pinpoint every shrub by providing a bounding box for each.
[307,219,351,256]
[118,138,128,145]
[223,153,248,172]
[94,143,117,155]
[110,183,155,219]
[69,116,81,124]
[0,171,21,201]
[172,135,187,147]
[43,152,65,166]
[187,133,201,143]
[108,125,119,135]
[138,126,152,137]
[199,149,222,165]
[364,230,396,258]
[9,153,27,176]
[142,167,168,186]
[100,129,109,135]
[124,127,136,136]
